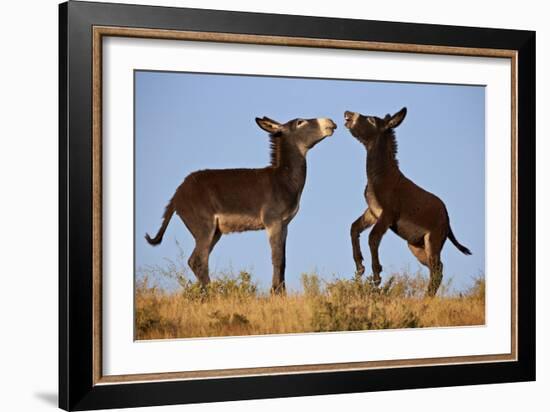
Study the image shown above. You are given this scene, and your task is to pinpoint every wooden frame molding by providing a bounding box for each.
[92,26,518,386]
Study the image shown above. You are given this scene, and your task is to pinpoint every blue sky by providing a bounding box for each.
[135,70,485,292]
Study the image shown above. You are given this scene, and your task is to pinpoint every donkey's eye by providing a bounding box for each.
[296,119,306,127]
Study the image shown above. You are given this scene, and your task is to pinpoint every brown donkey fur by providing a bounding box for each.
[146,116,337,293]
[344,108,471,296]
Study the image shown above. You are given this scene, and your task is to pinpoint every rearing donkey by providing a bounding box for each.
[146,116,337,294]
[344,108,471,296]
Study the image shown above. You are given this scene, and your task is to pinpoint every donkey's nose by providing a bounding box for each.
[344,111,354,121]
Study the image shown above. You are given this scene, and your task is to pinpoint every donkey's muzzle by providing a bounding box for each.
[344,111,358,128]
[319,118,337,136]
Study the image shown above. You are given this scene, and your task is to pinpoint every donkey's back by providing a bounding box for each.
[174,168,276,234]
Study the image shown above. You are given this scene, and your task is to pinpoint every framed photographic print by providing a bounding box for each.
[59,1,536,410]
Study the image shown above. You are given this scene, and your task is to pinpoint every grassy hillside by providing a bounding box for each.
[135,261,485,340]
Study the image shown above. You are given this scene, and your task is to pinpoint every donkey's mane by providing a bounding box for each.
[269,133,304,169]
[269,134,282,167]
[369,129,399,166]
[385,129,399,167]
[367,129,400,181]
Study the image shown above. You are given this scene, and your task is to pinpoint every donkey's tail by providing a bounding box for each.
[145,198,175,246]
[447,225,472,255]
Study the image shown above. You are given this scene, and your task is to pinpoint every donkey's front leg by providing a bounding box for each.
[266,222,288,294]
[368,216,390,286]
[350,209,376,277]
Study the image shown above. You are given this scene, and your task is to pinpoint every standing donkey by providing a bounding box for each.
[344,108,471,296]
[146,116,337,294]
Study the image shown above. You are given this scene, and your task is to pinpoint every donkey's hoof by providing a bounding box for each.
[367,274,382,287]
[270,284,286,296]
[425,288,438,298]
[372,263,383,274]
[355,265,365,277]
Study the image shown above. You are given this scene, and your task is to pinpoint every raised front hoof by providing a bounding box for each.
[354,265,366,278]
[270,283,286,296]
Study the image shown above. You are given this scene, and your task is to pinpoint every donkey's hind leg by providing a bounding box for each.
[188,222,219,287]
[424,233,444,297]
[209,227,222,253]
[350,209,376,277]
[408,243,429,267]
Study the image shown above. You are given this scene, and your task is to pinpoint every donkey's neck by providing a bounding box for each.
[272,140,308,193]
[365,130,400,185]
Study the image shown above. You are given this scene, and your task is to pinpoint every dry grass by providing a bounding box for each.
[135,262,485,340]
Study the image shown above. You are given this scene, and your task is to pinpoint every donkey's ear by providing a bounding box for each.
[386,107,407,129]
[255,117,282,134]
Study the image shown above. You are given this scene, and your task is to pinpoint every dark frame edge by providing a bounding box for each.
[59,2,69,410]
[63,1,97,410]
[60,1,536,410]
[517,30,536,382]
